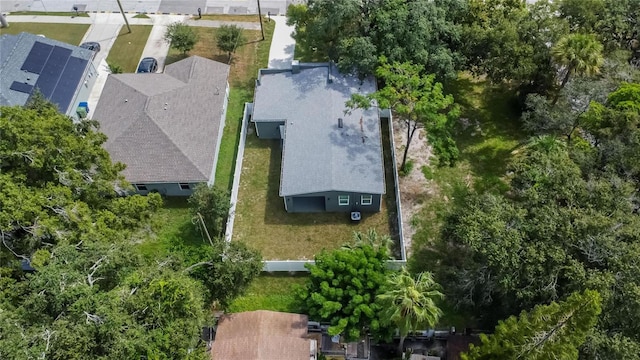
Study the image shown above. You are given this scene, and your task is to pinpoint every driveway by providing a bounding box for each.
[138,15,187,73]
[268,15,295,69]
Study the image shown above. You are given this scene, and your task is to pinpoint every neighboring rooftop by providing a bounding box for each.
[0,32,94,113]
[93,56,230,183]
[252,64,385,197]
[211,310,315,360]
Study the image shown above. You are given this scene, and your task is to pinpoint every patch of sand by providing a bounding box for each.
[393,120,435,257]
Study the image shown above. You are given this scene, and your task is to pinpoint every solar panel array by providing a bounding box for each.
[10,81,33,94]
[17,41,89,112]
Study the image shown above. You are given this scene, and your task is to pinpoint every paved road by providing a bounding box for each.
[0,0,296,15]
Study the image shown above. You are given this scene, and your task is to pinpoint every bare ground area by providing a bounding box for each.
[393,120,435,257]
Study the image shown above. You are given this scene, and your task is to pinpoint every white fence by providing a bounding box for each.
[263,259,407,272]
[381,109,406,260]
[224,102,252,243]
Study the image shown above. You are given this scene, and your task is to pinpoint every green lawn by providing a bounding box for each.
[193,14,266,22]
[106,25,152,73]
[137,198,209,263]
[409,73,525,265]
[228,275,307,313]
[0,23,89,44]
[233,134,394,260]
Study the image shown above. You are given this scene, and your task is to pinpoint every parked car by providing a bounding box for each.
[137,57,158,73]
[80,42,101,59]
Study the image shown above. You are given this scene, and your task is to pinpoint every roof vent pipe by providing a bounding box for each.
[338,118,343,128]
[292,60,300,74]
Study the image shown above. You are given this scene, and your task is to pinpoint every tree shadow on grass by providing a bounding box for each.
[447,76,525,194]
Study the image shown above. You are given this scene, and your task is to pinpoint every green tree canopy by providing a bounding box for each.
[216,24,245,60]
[347,58,460,169]
[164,22,198,54]
[462,290,602,360]
[378,267,444,355]
[297,230,390,341]
[188,184,231,239]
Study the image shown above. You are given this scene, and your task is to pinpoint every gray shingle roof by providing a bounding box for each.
[252,64,385,196]
[0,32,93,113]
[93,56,230,183]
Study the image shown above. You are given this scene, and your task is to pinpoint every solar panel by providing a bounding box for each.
[49,57,88,112]
[9,81,34,94]
[33,46,72,101]
[21,41,53,74]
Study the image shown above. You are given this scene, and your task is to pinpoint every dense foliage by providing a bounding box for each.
[287,0,465,80]
[0,105,260,358]
[297,231,390,341]
[462,290,602,359]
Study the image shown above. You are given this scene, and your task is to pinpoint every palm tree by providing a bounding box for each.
[551,33,604,104]
[378,267,444,355]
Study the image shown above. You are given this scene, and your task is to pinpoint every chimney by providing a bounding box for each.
[292,60,300,74]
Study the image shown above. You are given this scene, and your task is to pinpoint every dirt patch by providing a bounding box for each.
[393,120,435,257]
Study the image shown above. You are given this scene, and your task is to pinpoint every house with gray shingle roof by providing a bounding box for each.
[249,62,385,212]
[93,56,230,196]
[0,32,97,118]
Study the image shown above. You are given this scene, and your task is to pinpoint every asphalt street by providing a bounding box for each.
[0,0,296,15]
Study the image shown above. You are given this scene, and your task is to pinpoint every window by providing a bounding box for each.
[338,195,349,206]
[135,184,147,191]
[361,195,373,205]
[179,183,190,190]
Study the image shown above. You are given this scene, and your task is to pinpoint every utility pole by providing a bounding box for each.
[256,0,264,40]
[116,0,131,33]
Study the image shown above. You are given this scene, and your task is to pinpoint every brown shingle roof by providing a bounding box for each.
[211,310,312,360]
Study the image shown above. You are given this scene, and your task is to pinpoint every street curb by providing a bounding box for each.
[89,11,194,16]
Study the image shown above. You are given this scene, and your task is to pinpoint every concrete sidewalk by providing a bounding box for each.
[6,13,263,29]
[267,15,295,69]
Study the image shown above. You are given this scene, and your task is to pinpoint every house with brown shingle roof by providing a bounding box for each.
[93,56,230,196]
[211,310,317,360]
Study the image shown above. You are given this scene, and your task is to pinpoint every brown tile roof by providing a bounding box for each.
[211,310,312,360]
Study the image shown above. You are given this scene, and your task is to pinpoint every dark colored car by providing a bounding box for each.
[80,42,101,59]
[137,57,158,73]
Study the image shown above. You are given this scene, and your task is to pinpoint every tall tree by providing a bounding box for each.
[378,267,444,355]
[462,0,567,94]
[296,231,390,341]
[347,59,460,169]
[551,33,604,103]
[462,290,602,359]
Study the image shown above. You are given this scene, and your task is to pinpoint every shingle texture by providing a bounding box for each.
[0,32,93,113]
[211,310,311,360]
[93,56,230,183]
[252,64,385,197]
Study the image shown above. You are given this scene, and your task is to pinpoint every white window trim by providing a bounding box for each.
[361,195,373,206]
[338,195,350,206]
